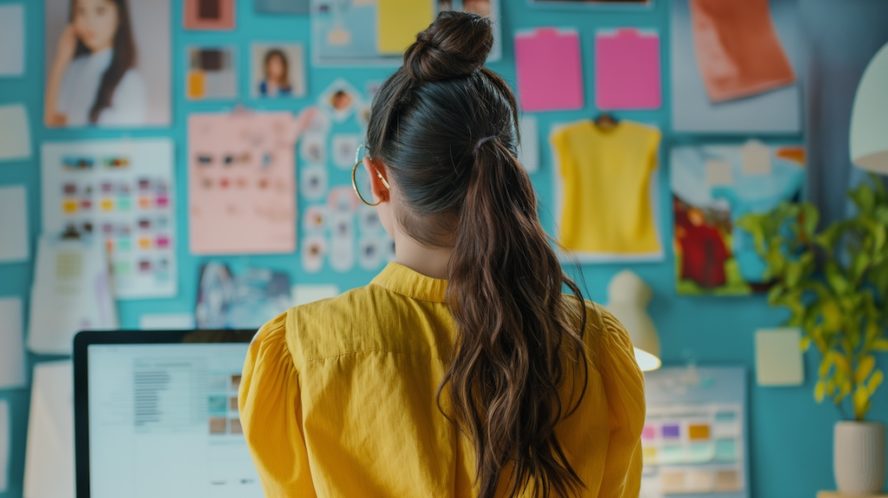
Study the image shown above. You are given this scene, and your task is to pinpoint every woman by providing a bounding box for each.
[240,12,644,498]
[45,0,146,127]
[258,49,293,97]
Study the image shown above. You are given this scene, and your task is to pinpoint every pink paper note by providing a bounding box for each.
[595,28,662,110]
[515,28,584,112]
[189,112,299,254]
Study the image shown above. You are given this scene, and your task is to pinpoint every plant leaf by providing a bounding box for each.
[868,370,884,396]
[855,356,875,384]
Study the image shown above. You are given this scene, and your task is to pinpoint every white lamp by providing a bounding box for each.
[850,41,888,174]
[605,271,662,372]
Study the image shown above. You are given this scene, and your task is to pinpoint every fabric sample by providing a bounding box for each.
[690,0,796,102]
[551,120,662,256]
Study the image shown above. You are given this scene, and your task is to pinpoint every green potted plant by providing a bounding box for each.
[738,176,888,494]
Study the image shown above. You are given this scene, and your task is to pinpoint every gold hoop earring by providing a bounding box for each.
[351,159,390,207]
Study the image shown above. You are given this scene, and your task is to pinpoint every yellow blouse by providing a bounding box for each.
[239,263,645,497]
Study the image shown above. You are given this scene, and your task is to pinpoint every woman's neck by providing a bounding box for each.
[392,231,452,280]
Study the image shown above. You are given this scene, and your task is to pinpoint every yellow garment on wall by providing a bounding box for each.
[551,120,662,255]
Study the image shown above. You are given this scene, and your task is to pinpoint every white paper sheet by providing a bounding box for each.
[0,5,24,77]
[0,399,9,493]
[0,297,26,389]
[28,237,118,355]
[292,284,339,306]
[0,104,32,161]
[0,186,29,262]
[24,361,75,498]
[139,312,196,330]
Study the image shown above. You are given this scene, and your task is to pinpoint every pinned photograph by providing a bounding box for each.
[300,133,326,164]
[301,235,326,273]
[358,236,387,270]
[300,164,327,201]
[332,134,361,169]
[186,46,237,100]
[252,43,306,98]
[320,79,360,122]
[303,205,327,232]
[329,236,355,273]
[44,0,172,127]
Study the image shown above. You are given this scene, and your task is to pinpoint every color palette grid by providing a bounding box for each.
[642,404,746,495]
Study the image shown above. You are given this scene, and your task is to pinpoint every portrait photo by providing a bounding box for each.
[44,0,171,128]
[251,43,307,99]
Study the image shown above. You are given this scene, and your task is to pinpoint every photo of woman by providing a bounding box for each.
[252,43,306,99]
[44,0,170,127]
[258,49,292,97]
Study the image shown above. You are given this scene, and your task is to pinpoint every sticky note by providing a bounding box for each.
[0,186,29,262]
[756,328,804,386]
[518,115,539,173]
[641,425,656,440]
[515,28,584,112]
[139,313,196,330]
[0,297,26,389]
[595,28,661,110]
[742,140,773,175]
[0,104,32,161]
[377,0,435,55]
[0,4,24,77]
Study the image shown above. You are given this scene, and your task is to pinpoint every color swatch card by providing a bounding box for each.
[0,4,25,77]
[0,186,29,262]
[41,139,177,298]
[515,28,584,112]
[595,28,661,110]
[0,104,32,161]
[189,112,300,255]
[642,367,748,498]
[184,0,236,30]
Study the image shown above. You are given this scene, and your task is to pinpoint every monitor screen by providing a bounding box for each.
[86,342,262,498]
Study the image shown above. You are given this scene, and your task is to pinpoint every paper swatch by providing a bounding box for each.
[139,313,196,330]
[41,139,177,298]
[518,115,539,174]
[28,237,118,355]
[0,186,29,262]
[24,361,75,498]
[690,0,795,102]
[595,29,661,110]
[0,4,24,77]
[0,400,8,493]
[184,0,236,30]
[515,28,583,112]
[377,0,435,55]
[0,297,26,389]
[0,104,32,161]
[189,112,300,254]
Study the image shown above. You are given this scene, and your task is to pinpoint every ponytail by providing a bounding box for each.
[444,136,589,498]
[365,11,590,497]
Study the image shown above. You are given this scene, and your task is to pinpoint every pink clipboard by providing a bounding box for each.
[595,28,661,110]
[515,28,584,112]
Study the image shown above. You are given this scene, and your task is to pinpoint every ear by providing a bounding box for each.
[364,157,390,203]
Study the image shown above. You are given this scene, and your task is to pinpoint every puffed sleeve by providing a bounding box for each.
[596,306,646,498]
[239,311,316,497]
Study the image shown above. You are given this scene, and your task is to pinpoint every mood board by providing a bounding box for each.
[4,0,877,497]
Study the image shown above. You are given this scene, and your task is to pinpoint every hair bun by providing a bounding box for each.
[404,11,493,83]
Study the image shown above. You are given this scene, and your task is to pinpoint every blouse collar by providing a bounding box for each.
[371,262,448,303]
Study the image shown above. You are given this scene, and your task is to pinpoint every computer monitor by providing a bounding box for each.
[73,330,262,498]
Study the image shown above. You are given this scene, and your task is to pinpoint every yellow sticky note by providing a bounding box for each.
[377,0,434,55]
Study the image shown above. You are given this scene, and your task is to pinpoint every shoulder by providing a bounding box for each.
[283,284,414,365]
[116,69,146,95]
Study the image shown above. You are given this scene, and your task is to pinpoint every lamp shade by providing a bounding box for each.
[605,271,662,372]
[850,41,888,174]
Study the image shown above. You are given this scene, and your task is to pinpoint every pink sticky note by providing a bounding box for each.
[515,28,584,112]
[595,28,661,110]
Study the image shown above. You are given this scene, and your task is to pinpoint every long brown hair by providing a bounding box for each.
[366,12,589,498]
[69,0,137,124]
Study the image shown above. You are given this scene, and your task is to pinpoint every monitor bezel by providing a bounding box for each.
[73,329,256,498]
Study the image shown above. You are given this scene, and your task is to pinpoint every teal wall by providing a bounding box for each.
[0,1,886,497]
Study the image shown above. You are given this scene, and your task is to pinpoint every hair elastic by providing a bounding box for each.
[473,135,498,154]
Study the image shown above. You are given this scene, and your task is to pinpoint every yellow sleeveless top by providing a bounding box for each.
[239,263,645,497]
